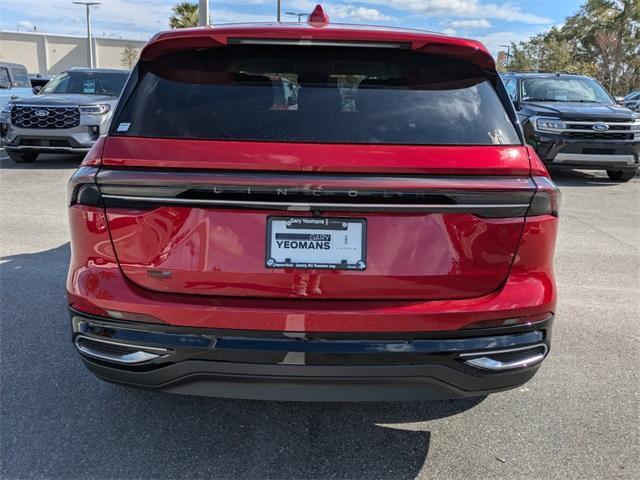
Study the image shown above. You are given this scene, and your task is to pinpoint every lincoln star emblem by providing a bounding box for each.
[34,109,50,117]
[592,122,609,132]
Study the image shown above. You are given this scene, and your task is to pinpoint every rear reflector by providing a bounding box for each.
[462,313,553,329]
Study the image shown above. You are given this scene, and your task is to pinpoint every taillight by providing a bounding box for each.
[526,145,550,177]
[68,166,102,207]
[80,135,106,166]
[528,176,560,217]
[71,136,105,206]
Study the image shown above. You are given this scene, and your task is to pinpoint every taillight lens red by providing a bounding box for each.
[526,145,550,177]
[80,135,106,166]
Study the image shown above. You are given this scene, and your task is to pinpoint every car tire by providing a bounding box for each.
[7,151,38,163]
[606,169,637,182]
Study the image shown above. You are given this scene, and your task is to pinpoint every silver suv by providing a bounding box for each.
[0,68,128,163]
[0,62,34,112]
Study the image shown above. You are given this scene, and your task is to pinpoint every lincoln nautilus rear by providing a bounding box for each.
[67,12,559,401]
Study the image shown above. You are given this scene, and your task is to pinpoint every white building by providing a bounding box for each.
[0,30,147,74]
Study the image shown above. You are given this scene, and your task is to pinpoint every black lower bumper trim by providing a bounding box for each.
[83,358,540,401]
[71,310,552,401]
[5,146,90,154]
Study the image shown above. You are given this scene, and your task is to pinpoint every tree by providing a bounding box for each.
[169,2,199,28]
[120,44,140,69]
[505,0,639,95]
[562,0,639,94]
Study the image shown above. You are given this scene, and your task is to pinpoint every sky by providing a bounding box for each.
[1,0,584,56]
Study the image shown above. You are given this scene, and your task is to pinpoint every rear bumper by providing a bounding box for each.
[71,310,552,401]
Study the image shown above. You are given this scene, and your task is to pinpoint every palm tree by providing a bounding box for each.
[169,2,199,29]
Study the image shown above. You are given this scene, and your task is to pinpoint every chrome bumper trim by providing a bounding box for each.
[459,343,548,371]
[74,335,169,365]
[553,153,635,164]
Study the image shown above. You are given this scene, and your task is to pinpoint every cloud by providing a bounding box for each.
[1,0,277,39]
[213,9,276,24]
[332,6,394,21]
[1,0,550,43]
[474,29,540,56]
[17,20,34,31]
[441,28,457,36]
[288,1,394,22]
[368,0,552,24]
[2,0,172,37]
[449,19,492,29]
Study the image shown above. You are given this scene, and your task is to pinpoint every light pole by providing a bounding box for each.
[73,2,101,68]
[499,44,511,67]
[286,12,307,22]
[277,0,281,22]
[198,0,209,26]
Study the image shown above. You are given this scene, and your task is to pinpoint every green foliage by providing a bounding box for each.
[170,2,199,29]
[505,0,639,95]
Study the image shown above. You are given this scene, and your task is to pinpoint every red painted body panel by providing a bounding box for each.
[101,137,532,175]
[105,208,524,300]
[140,23,494,69]
[97,140,535,299]
[67,206,556,332]
[67,24,558,335]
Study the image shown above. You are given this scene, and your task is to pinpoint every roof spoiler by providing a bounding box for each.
[139,26,495,70]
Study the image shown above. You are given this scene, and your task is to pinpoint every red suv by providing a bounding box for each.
[67,14,559,401]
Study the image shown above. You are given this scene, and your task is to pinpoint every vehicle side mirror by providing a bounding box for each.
[512,100,521,111]
[0,81,10,89]
[33,86,42,94]
[614,96,624,105]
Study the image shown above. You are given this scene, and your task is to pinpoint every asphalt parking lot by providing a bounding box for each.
[1,151,638,479]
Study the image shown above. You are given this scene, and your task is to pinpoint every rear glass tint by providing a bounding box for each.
[11,67,31,88]
[115,46,519,145]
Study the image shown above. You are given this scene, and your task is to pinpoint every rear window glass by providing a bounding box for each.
[115,46,519,145]
[11,67,31,88]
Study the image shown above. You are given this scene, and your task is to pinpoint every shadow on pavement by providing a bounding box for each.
[0,152,83,170]
[0,243,485,479]
[548,167,639,187]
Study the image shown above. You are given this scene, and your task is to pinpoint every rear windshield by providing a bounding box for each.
[115,46,519,145]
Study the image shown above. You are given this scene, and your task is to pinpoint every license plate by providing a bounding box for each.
[266,217,366,270]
